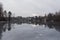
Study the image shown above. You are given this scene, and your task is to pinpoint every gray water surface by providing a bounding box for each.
[0,23,60,40]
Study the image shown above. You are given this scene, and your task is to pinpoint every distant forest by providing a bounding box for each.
[45,11,60,22]
[0,3,60,22]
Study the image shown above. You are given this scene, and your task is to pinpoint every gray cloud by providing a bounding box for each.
[0,0,60,17]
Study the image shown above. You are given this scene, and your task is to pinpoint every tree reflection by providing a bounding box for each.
[8,21,11,31]
[0,21,12,40]
[12,21,60,32]
[46,22,60,32]
[0,22,6,40]
[0,20,60,40]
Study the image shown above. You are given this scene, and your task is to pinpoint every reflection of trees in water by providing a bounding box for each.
[31,22,60,32]
[0,21,60,40]
[0,21,12,40]
[8,21,11,31]
[55,26,60,32]
[3,22,11,31]
[0,22,6,40]
[13,21,60,32]
[46,22,60,32]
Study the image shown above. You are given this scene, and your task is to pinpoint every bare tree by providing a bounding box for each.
[0,3,3,17]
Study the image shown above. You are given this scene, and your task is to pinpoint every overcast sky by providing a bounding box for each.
[0,0,60,17]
